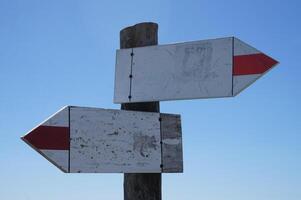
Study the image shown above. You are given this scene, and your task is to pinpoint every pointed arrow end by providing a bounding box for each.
[233,53,279,96]
[233,53,278,76]
[21,131,38,151]
[22,125,70,150]
[257,53,279,74]
[22,125,70,173]
[21,107,70,172]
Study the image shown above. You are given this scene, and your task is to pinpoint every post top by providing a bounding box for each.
[120,22,158,34]
[120,22,158,49]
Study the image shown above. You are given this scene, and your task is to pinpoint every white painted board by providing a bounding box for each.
[114,37,278,103]
[22,106,183,173]
[70,107,161,173]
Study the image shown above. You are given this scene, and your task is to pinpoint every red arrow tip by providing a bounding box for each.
[233,53,278,76]
[23,126,70,150]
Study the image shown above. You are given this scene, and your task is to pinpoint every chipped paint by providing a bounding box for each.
[70,106,162,173]
[22,106,183,173]
[162,138,181,145]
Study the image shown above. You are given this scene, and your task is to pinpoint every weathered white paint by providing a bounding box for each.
[69,106,162,173]
[40,150,69,172]
[114,37,278,103]
[42,106,69,127]
[114,37,233,103]
[233,74,261,96]
[162,138,181,145]
[234,38,259,56]
[23,106,183,173]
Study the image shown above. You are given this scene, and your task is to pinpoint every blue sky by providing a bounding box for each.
[0,0,300,199]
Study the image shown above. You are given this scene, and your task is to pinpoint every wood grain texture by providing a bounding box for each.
[120,22,162,200]
[161,114,183,173]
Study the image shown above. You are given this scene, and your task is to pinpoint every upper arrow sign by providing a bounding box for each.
[114,37,278,103]
[22,106,182,173]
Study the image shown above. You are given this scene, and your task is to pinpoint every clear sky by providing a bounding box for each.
[0,0,300,199]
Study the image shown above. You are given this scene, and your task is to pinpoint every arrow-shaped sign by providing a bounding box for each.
[22,106,183,173]
[114,37,278,103]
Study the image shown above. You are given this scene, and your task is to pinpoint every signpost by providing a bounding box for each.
[22,106,183,173]
[119,22,162,200]
[114,37,278,103]
[22,22,278,200]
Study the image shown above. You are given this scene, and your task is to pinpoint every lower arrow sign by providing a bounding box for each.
[22,106,183,173]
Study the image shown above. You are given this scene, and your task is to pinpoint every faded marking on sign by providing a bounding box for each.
[114,37,278,103]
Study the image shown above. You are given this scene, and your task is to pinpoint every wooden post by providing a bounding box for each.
[120,22,161,200]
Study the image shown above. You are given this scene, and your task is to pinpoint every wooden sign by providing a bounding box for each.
[114,37,278,103]
[22,106,183,173]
